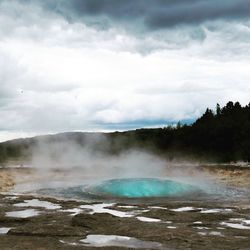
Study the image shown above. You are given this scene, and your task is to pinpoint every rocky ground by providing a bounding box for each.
[0,165,249,249]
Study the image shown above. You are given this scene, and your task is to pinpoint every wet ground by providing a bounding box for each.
[0,165,250,249]
[0,193,250,249]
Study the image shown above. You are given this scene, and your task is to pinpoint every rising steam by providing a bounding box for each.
[30,134,167,180]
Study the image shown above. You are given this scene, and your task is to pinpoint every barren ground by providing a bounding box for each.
[0,165,249,249]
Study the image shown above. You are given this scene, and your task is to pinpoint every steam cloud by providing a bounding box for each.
[30,134,167,180]
[22,134,215,195]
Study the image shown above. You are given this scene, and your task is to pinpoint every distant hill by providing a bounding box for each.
[0,101,250,164]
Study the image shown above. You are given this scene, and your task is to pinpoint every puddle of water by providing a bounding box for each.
[14,199,61,210]
[6,209,40,218]
[136,216,161,222]
[170,207,198,212]
[200,208,232,214]
[243,220,250,225]
[220,222,250,229]
[194,226,210,230]
[148,206,168,210]
[209,231,223,236]
[165,221,172,224]
[198,231,223,236]
[198,232,206,236]
[117,205,138,209]
[60,208,83,216]
[167,226,177,229]
[235,236,248,239]
[80,234,163,249]
[0,227,11,234]
[193,221,202,224]
[80,203,146,218]
[229,218,245,222]
[60,240,78,246]
[229,218,250,225]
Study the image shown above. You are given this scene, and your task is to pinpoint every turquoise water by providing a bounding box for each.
[89,178,198,198]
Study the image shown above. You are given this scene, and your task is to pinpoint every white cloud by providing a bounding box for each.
[0,1,250,141]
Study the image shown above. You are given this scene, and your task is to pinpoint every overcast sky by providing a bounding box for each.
[1,0,250,142]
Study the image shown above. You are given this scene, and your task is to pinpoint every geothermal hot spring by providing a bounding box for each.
[31,173,245,202]
[20,176,208,203]
[14,148,248,201]
[4,147,250,250]
[86,178,199,198]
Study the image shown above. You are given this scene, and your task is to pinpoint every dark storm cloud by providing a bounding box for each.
[36,0,250,29]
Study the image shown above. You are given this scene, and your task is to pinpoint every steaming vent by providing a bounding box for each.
[87,178,199,198]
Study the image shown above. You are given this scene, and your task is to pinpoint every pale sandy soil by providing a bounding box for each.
[200,165,250,188]
[0,169,15,192]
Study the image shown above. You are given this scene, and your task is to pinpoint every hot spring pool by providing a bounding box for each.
[35,178,201,200]
[30,177,248,201]
[87,178,199,198]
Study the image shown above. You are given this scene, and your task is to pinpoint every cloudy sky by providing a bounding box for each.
[1,0,250,141]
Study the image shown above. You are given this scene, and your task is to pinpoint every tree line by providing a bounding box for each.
[0,101,250,164]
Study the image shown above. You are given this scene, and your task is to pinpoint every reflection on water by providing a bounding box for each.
[6,209,40,218]
[80,234,164,249]
[0,227,11,234]
[60,234,164,249]
[14,199,61,210]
